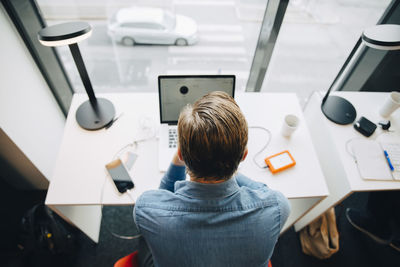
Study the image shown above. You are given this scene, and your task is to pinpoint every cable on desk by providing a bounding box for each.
[345,137,358,160]
[346,126,397,161]
[249,126,271,170]
[99,134,156,241]
[107,190,141,240]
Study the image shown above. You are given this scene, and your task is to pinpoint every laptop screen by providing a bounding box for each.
[158,75,235,124]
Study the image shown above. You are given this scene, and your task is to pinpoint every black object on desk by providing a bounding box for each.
[321,95,357,125]
[354,116,377,137]
[321,25,400,126]
[379,120,391,131]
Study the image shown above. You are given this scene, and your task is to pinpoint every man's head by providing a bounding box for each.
[177,91,248,181]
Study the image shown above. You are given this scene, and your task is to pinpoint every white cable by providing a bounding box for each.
[249,126,271,170]
[345,137,358,160]
[346,125,397,161]
[99,131,157,241]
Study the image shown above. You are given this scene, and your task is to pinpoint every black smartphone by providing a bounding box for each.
[105,158,134,193]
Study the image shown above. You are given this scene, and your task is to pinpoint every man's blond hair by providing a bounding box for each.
[178,91,248,181]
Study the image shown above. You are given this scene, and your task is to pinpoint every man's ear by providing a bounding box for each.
[177,147,184,161]
[241,148,248,162]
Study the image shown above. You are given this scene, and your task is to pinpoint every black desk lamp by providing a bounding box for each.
[38,22,115,130]
[321,24,400,125]
[362,24,400,51]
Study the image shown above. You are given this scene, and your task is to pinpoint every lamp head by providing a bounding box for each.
[362,24,400,51]
[38,21,92,47]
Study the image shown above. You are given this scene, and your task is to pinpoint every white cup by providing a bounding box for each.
[380,92,400,117]
[281,114,300,137]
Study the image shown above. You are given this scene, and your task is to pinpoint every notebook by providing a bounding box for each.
[158,75,235,171]
[351,139,400,181]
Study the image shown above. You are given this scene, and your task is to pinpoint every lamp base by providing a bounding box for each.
[76,98,115,130]
[321,95,357,125]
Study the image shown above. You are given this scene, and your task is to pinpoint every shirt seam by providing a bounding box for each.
[175,190,239,200]
[135,201,274,212]
[133,205,143,234]
[276,194,282,230]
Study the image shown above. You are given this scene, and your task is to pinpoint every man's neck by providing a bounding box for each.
[190,177,227,184]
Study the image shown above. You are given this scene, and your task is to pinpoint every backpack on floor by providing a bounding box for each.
[18,203,76,258]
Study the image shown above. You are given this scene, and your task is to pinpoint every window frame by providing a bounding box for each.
[1,0,74,116]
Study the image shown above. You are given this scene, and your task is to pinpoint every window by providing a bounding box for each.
[2,0,73,115]
[253,0,391,104]
[331,0,400,93]
[140,23,164,30]
[36,1,267,96]
[11,0,396,113]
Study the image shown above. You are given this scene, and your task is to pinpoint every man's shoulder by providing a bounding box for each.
[136,189,168,201]
[238,184,289,210]
[135,188,179,209]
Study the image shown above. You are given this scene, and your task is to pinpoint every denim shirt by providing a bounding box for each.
[134,164,291,267]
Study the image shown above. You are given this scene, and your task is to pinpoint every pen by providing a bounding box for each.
[384,150,394,171]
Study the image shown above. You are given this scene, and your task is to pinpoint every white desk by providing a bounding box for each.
[46,92,329,242]
[295,92,400,231]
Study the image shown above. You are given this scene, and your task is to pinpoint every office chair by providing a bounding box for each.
[114,251,139,267]
[114,251,272,267]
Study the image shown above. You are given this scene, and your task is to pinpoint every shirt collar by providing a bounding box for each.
[174,177,239,199]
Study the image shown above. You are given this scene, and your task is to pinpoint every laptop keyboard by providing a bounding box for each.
[169,128,178,148]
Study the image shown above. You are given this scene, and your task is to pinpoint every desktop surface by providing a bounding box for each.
[45,92,328,206]
[294,91,400,232]
[315,92,400,191]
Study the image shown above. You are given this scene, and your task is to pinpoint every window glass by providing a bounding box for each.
[142,23,163,30]
[122,23,161,29]
[260,0,391,104]
[163,10,176,29]
[338,1,400,93]
[36,0,391,103]
[36,0,265,94]
[122,23,138,28]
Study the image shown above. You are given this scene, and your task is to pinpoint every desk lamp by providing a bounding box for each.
[321,24,400,125]
[38,22,115,130]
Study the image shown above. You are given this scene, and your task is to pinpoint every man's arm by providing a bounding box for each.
[276,191,291,229]
[159,152,186,192]
[235,173,291,229]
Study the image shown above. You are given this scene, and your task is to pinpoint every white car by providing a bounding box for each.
[108,7,198,46]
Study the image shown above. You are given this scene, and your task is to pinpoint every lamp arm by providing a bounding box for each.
[69,43,97,107]
[322,40,366,105]
[322,84,332,104]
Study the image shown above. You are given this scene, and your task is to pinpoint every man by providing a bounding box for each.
[134,91,290,266]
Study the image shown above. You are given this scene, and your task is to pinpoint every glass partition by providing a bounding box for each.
[256,0,391,104]
[36,0,268,94]
[14,0,395,111]
[334,0,400,93]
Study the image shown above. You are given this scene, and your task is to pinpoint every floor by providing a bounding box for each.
[1,173,400,267]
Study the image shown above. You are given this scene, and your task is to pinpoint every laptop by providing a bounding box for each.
[158,75,236,171]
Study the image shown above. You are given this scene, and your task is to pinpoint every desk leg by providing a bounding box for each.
[297,92,354,231]
[294,192,353,231]
[48,205,102,243]
[281,197,325,233]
